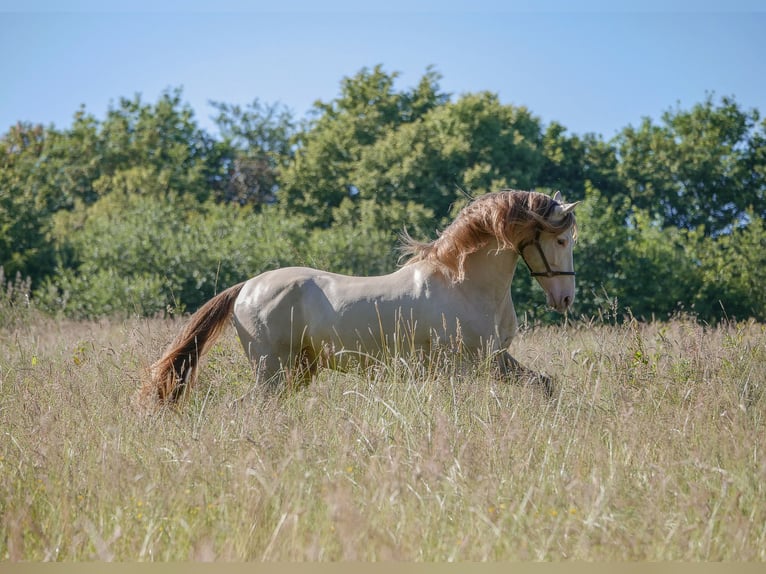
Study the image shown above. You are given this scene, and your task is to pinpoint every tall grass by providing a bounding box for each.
[0,267,35,329]
[1,312,764,560]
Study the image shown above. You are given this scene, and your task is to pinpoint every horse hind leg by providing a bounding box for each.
[282,346,318,391]
[252,354,283,388]
[225,352,282,407]
[287,338,343,391]
[243,346,317,394]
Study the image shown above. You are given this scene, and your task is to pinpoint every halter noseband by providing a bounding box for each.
[517,228,576,278]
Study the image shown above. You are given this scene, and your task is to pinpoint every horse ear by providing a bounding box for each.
[561,201,580,214]
[552,190,563,203]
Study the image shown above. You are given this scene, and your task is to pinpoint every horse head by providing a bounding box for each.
[517,191,579,313]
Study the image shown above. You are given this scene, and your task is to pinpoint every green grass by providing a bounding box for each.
[1,313,764,561]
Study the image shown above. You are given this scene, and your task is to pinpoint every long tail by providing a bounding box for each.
[141,281,246,406]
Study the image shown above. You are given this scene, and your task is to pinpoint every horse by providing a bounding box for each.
[141,189,578,406]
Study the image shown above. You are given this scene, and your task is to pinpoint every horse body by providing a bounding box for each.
[143,189,578,406]
[232,244,521,383]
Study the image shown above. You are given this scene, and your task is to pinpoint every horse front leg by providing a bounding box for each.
[496,350,555,398]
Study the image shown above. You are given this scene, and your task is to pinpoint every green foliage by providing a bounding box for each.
[616,95,764,234]
[568,186,766,323]
[92,89,226,203]
[211,99,295,206]
[0,90,228,290]
[1,68,764,322]
[37,191,431,318]
[693,212,766,321]
[280,65,449,226]
[539,122,587,199]
[39,193,306,317]
[354,91,545,222]
[562,184,631,319]
[614,212,703,321]
[0,123,63,281]
[307,198,434,276]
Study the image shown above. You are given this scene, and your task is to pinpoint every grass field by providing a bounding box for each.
[1,308,764,561]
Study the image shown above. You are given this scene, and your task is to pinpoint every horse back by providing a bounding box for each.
[234,265,437,350]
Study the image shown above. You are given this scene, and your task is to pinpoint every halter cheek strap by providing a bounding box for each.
[517,229,576,278]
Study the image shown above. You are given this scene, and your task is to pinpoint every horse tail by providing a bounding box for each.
[141,281,246,406]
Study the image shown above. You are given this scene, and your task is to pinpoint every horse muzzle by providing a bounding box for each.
[547,290,574,313]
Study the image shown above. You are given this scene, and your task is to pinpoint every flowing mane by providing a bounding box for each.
[400,189,577,283]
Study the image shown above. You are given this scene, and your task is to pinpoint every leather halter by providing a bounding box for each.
[517,228,576,278]
[515,200,576,278]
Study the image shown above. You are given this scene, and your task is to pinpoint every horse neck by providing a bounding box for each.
[461,242,519,298]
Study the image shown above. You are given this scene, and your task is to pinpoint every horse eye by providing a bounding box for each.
[557,238,567,246]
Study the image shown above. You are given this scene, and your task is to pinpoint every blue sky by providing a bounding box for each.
[1,0,764,139]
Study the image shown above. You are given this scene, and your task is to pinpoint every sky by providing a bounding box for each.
[1,0,765,140]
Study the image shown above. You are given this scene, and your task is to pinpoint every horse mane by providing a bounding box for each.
[400,189,577,283]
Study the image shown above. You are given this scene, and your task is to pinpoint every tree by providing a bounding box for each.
[560,184,632,320]
[92,88,226,202]
[306,198,435,277]
[0,89,232,289]
[211,99,295,206]
[0,122,61,282]
[3,67,765,323]
[693,212,766,321]
[353,91,546,222]
[538,122,588,200]
[615,95,764,235]
[280,65,448,226]
[41,192,311,317]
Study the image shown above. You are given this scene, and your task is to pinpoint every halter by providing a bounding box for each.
[517,228,576,278]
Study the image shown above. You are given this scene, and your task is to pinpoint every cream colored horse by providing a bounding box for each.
[142,189,578,405]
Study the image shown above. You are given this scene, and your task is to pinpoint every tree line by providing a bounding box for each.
[1,65,765,323]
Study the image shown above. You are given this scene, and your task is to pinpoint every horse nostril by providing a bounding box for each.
[563,296,571,308]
